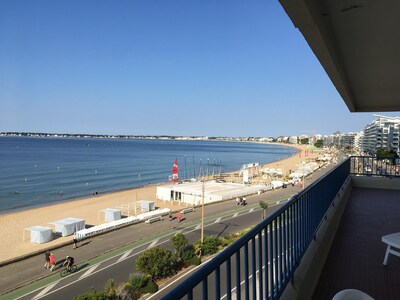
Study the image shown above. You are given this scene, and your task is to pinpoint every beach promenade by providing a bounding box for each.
[0,175,320,298]
[0,144,327,297]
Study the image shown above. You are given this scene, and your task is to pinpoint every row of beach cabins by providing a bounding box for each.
[24,154,335,245]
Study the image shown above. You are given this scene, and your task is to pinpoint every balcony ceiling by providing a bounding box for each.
[279,0,400,112]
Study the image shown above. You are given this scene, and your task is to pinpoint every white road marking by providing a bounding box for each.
[19,206,262,300]
[80,264,99,279]
[117,249,133,262]
[147,239,159,249]
[32,281,59,299]
[215,217,222,223]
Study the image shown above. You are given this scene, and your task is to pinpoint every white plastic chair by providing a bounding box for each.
[382,232,400,265]
[332,289,374,300]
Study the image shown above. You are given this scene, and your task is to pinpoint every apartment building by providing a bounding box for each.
[362,115,400,154]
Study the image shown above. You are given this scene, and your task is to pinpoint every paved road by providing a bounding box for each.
[0,162,336,299]
[17,206,272,300]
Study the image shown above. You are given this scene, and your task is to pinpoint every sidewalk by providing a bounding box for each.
[0,178,314,297]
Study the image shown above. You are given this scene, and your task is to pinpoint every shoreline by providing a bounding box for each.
[0,141,298,216]
[0,144,312,263]
[0,181,167,217]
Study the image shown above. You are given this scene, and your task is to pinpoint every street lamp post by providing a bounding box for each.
[201,180,205,245]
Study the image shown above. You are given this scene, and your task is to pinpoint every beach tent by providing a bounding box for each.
[50,219,76,237]
[64,217,85,231]
[50,217,85,236]
[26,226,53,244]
[99,208,122,222]
[138,200,155,212]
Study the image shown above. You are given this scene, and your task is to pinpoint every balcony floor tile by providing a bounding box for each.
[313,187,400,300]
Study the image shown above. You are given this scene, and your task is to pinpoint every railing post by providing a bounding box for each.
[244,244,249,300]
[258,231,263,299]
[236,251,241,300]
[226,258,232,300]
[215,266,220,300]
[264,226,269,299]
[251,237,256,299]
[202,278,208,300]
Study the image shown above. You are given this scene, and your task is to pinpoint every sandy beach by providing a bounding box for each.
[0,144,318,263]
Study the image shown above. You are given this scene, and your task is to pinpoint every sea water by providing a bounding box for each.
[0,137,296,212]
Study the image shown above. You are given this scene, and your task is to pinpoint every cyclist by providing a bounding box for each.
[63,256,75,271]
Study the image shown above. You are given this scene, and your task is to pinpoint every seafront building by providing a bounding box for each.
[362,115,400,155]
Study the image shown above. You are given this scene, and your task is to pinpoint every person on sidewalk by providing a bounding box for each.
[49,253,56,271]
[44,250,50,269]
[177,212,182,223]
[73,233,78,250]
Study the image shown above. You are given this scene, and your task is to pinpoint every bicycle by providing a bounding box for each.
[60,264,77,277]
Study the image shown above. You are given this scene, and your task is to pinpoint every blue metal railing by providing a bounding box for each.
[162,158,351,300]
[350,155,400,177]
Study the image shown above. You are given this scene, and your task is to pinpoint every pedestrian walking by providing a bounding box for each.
[72,233,78,250]
[44,250,50,269]
[169,210,173,221]
[49,253,56,271]
[177,212,182,223]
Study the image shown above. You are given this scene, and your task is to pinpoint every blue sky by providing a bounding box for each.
[1,1,398,137]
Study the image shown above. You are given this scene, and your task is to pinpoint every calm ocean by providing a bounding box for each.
[0,137,296,213]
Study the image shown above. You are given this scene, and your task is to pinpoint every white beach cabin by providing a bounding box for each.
[49,217,85,237]
[24,226,53,244]
[138,200,155,212]
[99,208,122,222]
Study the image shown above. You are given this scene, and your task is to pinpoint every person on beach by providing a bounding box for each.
[49,253,56,271]
[73,233,78,250]
[44,250,50,269]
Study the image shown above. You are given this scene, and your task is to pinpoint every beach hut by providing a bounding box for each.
[99,208,122,222]
[138,200,155,212]
[64,217,85,231]
[49,217,86,237]
[24,226,53,244]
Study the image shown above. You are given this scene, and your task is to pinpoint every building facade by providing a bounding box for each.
[362,115,400,155]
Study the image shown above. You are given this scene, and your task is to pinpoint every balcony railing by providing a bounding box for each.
[162,159,351,300]
[350,156,400,177]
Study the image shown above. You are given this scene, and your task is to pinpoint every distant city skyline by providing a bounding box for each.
[1,1,399,137]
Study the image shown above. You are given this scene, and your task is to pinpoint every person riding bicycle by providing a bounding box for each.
[63,256,74,271]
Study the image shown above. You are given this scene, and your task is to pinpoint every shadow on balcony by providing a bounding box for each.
[312,178,400,300]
